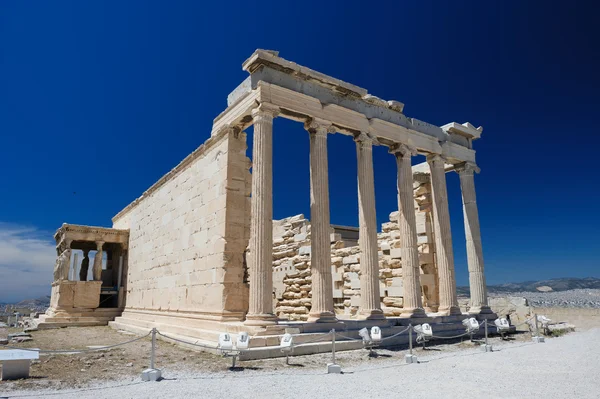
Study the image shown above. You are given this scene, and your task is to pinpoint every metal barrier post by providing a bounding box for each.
[141,328,162,382]
[481,319,492,352]
[532,313,545,343]
[484,320,488,346]
[405,324,417,364]
[151,327,156,369]
[409,324,413,356]
[327,329,342,374]
[332,329,336,365]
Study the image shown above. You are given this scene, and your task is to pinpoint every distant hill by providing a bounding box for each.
[15,295,51,308]
[458,277,600,296]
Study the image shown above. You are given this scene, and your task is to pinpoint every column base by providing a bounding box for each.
[438,305,462,316]
[469,305,494,315]
[358,309,386,320]
[244,313,278,326]
[400,307,428,318]
[307,311,338,323]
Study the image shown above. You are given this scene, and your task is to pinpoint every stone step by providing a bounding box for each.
[36,320,109,329]
[119,310,246,333]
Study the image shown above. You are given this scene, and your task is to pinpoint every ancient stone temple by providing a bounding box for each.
[42,49,495,354]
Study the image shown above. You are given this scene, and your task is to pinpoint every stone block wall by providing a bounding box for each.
[272,176,440,320]
[112,128,251,320]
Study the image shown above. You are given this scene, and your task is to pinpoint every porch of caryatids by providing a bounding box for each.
[305,118,337,322]
[427,154,461,315]
[355,133,385,320]
[92,241,105,281]
[390,144,426,318]
[245,103,280,326]
[456,163,492,314]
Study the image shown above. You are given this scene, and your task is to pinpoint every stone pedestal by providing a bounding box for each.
[355,133,384,320]
[306,120,336,322]
[427,155,460,315]
[457,164,492,314]
[48,281,102,312]
[246,104,279,326]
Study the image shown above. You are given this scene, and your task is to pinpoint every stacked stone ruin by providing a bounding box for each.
[272,173,441,321]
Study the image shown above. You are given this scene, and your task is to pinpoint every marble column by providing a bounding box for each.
[305,119,336,322]
[355,133,385,320]
[457,163,492,314]
[92,241,104,282]
[390,144,426,318]
[427,154,461,315]
[245,103,279,326]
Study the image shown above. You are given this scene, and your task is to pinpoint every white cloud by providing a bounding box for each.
[0,223,56,303]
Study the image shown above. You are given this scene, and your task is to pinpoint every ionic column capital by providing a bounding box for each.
[354,132,378,149]
[252,102,280,122]
[454,162,481,175]
[304,118,335,137]
[389,143,417,159]
[426,153,448,166]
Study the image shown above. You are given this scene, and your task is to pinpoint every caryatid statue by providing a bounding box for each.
[92,241,104,281]
[53,247,71,282]
[79,250,90,281]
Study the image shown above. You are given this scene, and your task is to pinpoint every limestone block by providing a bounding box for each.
[386,286,404,297]
[390,248,402,259]
[342,255,359,264]
[417,235,429,244]
[419,253,433,264]
[380,241,391,251]
[350,296,361,307]
[350,279,361,289]
[381,222,397,232]
[331,241,345,249]
[383,297,403,307]
[298,246,311,256]
[330,233,341,243]
[294,233,308,242]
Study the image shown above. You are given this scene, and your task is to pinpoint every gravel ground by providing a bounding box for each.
[2,329,598,399]
[490,289,600,308]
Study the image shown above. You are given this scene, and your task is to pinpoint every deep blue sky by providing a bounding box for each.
[1,1,598,301]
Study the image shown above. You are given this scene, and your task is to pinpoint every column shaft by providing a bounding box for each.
[307,122,336,322]
[392,145,426,318]
[245,105,278,326]
[427,155,461,315]
[355,133,384,319]
[458,164,492,314]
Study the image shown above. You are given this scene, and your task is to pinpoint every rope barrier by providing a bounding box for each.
[2,332,151,354]
[380,326,412,342]
[155,330,219,351]
[429,331,471,340]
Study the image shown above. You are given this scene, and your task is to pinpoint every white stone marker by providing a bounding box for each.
[0,349,39,380]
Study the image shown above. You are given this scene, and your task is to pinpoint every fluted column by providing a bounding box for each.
[390,144,426,318]
[92,241,104,281]
[245,103,279,326]
[305,119,337,322]
[427,154,461,315]
[355,133,384,320]
[457,163,492,314]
